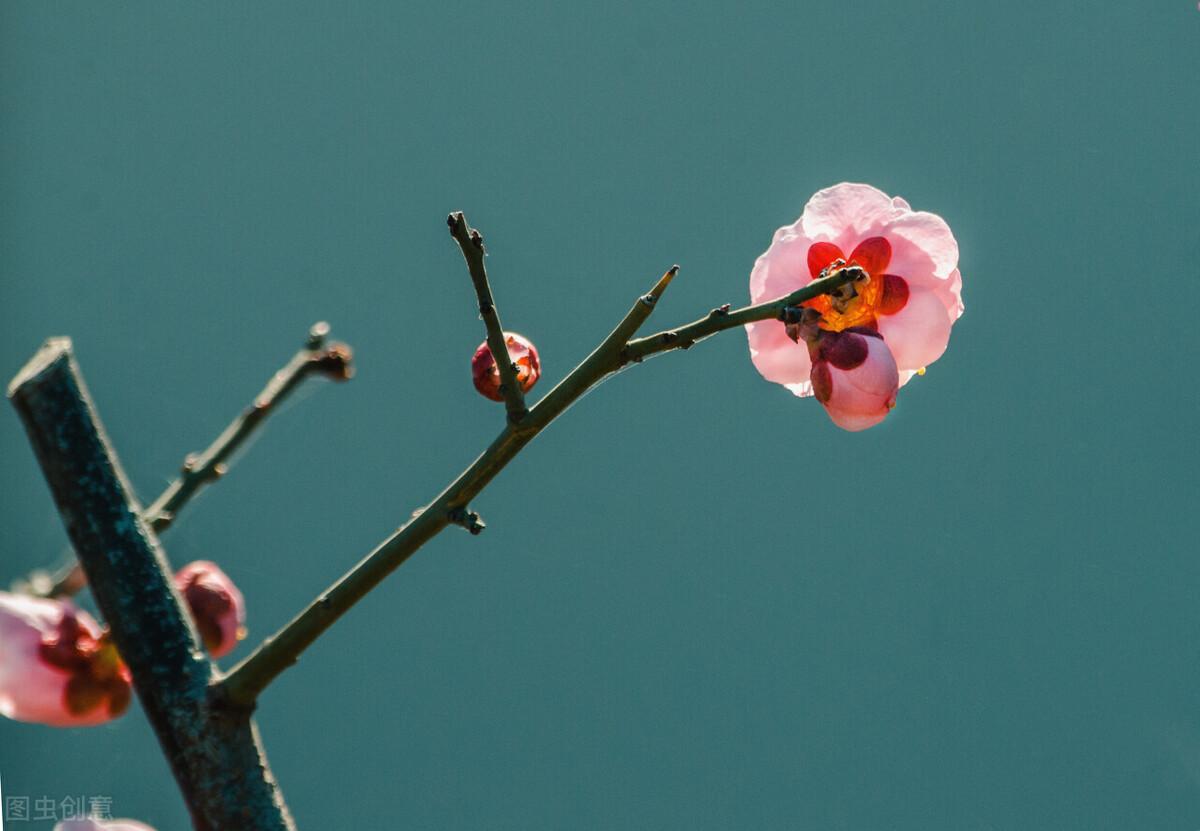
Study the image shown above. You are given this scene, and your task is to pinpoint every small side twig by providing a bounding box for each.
[29,322,354,598]
[447,211,528,424]
[145,320,353,530]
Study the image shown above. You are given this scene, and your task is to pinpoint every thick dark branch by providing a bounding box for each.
[219,264,862,708]
[8,339,294,831]
[29,322,354,598]
[447,211,529,423]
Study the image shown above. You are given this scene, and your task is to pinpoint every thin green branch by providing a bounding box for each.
[28,322,354,599]
[620,265,866,365]
[448,211,528,423]
[217,263,856,708]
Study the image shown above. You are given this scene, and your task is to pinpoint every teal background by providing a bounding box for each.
[2,2,1198,829]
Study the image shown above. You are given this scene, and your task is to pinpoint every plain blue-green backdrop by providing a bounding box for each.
[2,2,1198,829]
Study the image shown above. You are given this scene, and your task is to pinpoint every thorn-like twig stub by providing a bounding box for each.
[447,212,464,232]
[448,507,486,535]
[710,303,731,317]
[469,229,484,249]
[307,321,331,349]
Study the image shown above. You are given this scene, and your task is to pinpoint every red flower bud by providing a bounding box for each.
[471,332,541,402]
[174,561,246,658]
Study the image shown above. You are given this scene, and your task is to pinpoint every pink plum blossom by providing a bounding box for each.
[0,591,131,727]
[746,183,963,427]
[471,332,541,402]
[55,820,157,831]
[174,561,246,658]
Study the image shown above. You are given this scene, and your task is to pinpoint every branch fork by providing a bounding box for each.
[8,212,865,829]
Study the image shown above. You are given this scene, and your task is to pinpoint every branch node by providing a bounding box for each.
[448,507,487,535]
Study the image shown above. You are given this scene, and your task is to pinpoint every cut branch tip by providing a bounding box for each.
[307,321,331,348]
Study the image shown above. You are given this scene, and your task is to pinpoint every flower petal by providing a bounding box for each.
[56,820,158,831]
[882,209,959,286]
[822,405,891,432]
[0,593,119,727]
[940,267,964,320]
[750,233,818,304]
[876,286,954,376]
[877,274,910,316]
[799,183,901,242]
[806,241,845,279]
[746,320,813,393]
[848,236,891,277]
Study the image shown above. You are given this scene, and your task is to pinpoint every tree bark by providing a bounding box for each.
[8,338,294,831]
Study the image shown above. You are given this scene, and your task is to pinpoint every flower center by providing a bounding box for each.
[802,259,881,332]
[800,238,910,333]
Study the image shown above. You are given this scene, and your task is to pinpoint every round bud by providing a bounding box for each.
[471,332,541,402]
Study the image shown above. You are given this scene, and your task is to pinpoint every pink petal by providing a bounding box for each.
[746,319,813,393]
[798,183,902,243]
[749,233,818,304]
[940,268,965,320]
[175,561,246,659]
[822,405,892,432]
[876,286,954,377]
[881,210,960,289]
[0,592,116,727]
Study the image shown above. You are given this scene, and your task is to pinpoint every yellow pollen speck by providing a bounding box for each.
[916,367,927,376]
[236,626,248,642]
